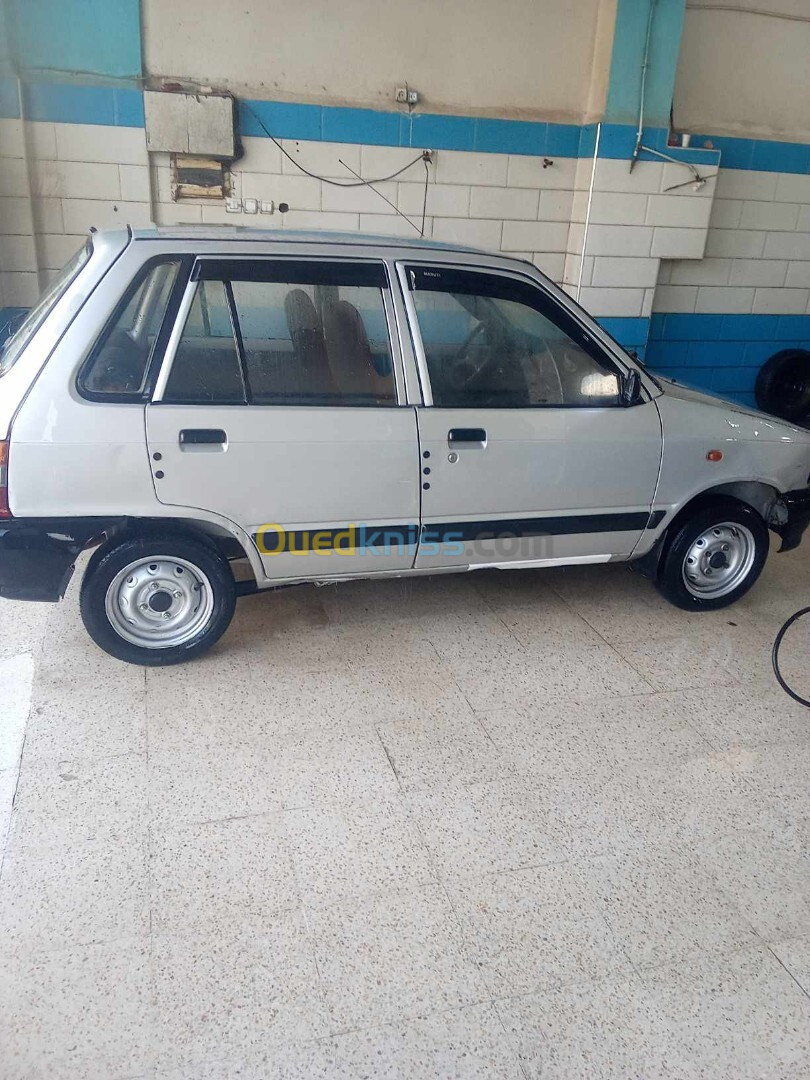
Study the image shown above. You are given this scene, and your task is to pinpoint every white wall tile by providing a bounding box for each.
[669,257,732,286]
[588,191,648,225]
[28,122,56,160]
[590,256,659,288]
[0,271,39,306]
[433,217,502,250]
[61,198,150,233]
[39,233,85,270]
[279,209,360,231]
[397,181,469,217]
[240,136,284,174]
[53,123,147,166]
[641,288,655,318]
[245,172,322,210]
[705,229,766,258]
[651,285,697,312]
[501,219,568,252]
[119,165,151,203]
[278,139,360,178]
[435,150,508,187]
[786,262,810,288]
[154,202,203,225]
[566,221,585,256]
[763,231,810,259]
[646,194,712,229]
[321,180,398,213]
[31,197,63,234]
[0,157,30,198]
[774,173,810,203]
[0,119,23,158]
[531,252,565,281]
[709,199,743,230]
[585,224,653,256]
[469,185,538,220]
[715,169,778,201]
[361,144,425,178]
[570,189,588,223]
[577,286,644,316]
[0,234,37,272]
[797,205,810,232]
[537,190,575,222]
[728,259,788,287]
[0,196,34,235]
[358,213,430,238]
[506,155,576,190]
[739,200,800,231]
[32,160,121,200]
[752,287,809,315]
[694,286,755,314]
[592,159,663,194]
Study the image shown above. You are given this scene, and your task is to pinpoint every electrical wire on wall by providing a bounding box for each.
[239,100,433,235]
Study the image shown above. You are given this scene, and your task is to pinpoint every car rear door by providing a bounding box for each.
[398,262,662,570]
[146,256,420,581]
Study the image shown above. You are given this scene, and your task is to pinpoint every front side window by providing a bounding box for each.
[407,266,621,409]
[162,259,396,407]
[79,259,181,399]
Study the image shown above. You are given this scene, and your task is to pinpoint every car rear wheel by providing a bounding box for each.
[655,499,769,611]
[80,535,236,665]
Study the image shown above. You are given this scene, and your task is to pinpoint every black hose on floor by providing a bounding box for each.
[772,606,810,708]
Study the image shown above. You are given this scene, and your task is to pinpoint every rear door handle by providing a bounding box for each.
[448,427,487,446]
[179,428,227,448]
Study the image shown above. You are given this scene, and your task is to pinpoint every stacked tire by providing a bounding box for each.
[755,349,810,423]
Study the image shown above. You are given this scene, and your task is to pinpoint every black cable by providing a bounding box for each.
[420,158,430,237]
[772,606,810,708]
[240,100,428,188]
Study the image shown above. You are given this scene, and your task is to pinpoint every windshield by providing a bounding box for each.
[0,240,92,377]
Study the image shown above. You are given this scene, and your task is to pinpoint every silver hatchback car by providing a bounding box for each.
[1,227,809,665]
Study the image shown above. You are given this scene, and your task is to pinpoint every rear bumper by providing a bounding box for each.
[0,518,111,601]
[776,487,810,553]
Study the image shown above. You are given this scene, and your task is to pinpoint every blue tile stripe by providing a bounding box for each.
[646,312,810,406]
[2,78,809,174]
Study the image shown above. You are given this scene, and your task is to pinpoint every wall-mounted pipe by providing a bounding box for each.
[630,0,658,172]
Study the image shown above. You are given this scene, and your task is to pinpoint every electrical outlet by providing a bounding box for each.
[395,87,408,104]
[225,197,241,213]
[407,89,419,105]
[260,200,275,214]
[243,198,258,214]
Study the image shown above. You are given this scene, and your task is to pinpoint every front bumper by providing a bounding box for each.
[0,518,111,601]
[776,487,810,552]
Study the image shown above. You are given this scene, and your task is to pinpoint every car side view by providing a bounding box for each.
[1,226,809,665]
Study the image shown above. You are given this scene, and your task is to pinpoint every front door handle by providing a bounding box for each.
[448,427,487,446]
[179,428,227,449]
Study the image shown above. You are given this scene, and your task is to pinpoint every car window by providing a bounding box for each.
[79,259,180,398]
[407,266,621,409]
[163,279,246,404]
[1,241,92,378]
[162,259,396,407]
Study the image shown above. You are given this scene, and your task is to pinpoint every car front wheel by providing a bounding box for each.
[655,499,769,611]
[80,535,236,665]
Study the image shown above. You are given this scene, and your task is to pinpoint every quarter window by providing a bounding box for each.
[79,260,180,399]
[407,266,621,409]
[162,260,396,406]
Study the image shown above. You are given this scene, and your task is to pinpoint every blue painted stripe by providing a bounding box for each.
[2,78,810,176]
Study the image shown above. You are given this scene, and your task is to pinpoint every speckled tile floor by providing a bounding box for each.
[2,546,810,1079]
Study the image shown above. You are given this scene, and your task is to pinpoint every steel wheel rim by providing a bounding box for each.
[105,556,214,649]
[682,521,756,599]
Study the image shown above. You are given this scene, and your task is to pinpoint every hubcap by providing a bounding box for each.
[105,556,214,649]
[682,522,756,599]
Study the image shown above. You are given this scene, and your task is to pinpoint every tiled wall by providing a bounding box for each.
[2,80,810,409]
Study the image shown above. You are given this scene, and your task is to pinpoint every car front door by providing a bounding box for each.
[146,257,420,581]
[399,262,662,570]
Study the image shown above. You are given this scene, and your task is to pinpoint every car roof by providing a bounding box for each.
[128,225,495,258]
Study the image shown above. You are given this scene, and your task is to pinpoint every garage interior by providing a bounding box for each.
[2,1,810,1077]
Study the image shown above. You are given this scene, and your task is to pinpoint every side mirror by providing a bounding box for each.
[620,368,641,407]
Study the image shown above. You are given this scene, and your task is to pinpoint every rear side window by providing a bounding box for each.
[78,260,181,400]
[162,259,396,406]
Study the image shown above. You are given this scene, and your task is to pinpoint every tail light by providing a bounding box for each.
[0,442,10,518]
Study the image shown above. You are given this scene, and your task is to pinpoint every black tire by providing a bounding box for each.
[755,349,810,422]
[655,498,769,611]
[80,535,236,666]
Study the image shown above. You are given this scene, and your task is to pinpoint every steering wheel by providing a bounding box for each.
[447,321,493,391]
